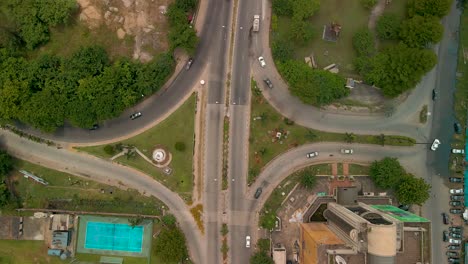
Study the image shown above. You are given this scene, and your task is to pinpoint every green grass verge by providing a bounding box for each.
[272,0,370,76]
[249,79,415,184]
[8,159,164,215]
[77,94,196,200]
[348,163,370,175]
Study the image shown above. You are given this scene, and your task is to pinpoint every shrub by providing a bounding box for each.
[162,214,177,226]
[376,13,401,40]
[103,145,116,155]
[352,28,376,57]
[361,0,377,9]
[175,141,186,152]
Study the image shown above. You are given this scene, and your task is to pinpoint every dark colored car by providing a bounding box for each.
[432,89,438,100]
[449,226,462,233]
[448,245,460,250]
[450,232,462,238]
[254,187,263,199]
[443,231,449,242]
[130,112,142,120]
[447,251,459,257]
[450,209,463,214]
[449,177,463,183]
[450,201,463,207]
[89,124,99,130]
[186,58,194,70]
[448,257,460,264]
[451,195,464,201]
[263,78,273,89]
[443,213,450,224]
[454,122,462,134]
[287,261,293,264]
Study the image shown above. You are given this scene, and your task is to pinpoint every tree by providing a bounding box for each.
[175,0,197,12]
[289,16,315,44]
[361,0,378,9]
[279,60,348,106]
[376,13,402,40]
[257,238,271,252]
[0,183,10,206]
[300,169,317,189]
[272,0,293,16]
[344,132,356,143]
[162,214,177,226]
[292,0,320,20]
[352,28,376,57]
[0,150,13,177]
[175,142,186,152]
[36,0,78,26]
[154,227,188,262]
[260,211,276,230]
[369,157,406,189]
[399,15,443,48]
[396,174,430,205]
[407,0,452,18]
[250,251,274,264]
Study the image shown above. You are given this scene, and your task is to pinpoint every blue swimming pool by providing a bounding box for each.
[84,221,144,253]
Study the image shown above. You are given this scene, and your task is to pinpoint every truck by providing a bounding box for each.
[253,15,260,32]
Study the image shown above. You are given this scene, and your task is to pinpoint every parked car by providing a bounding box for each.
[443,231,449,242]
[432,89,438,100]
[263,78,273,89]
[246,236,251,248]
[452,149,464,154]
[448,245,460,250]
[89,124,99,130]
[450,209,463,214]
[443,213,450,224]
[431,139,440,151]
[451,195,464,201]
[450,232,462,238]
[447,251,459,257]
[454,122,462,134]
[449,227,462,233]
[254,188,262,199]
[449,177,463,183]
[450,201,463,207]
[449,238,461,244]
[448,257,460,263]
[340,149,353,154]
[185,58,194,70]
[450,189,464,194]
[130,112,142,120]
[258,56,266,67]
[306,152,318,158]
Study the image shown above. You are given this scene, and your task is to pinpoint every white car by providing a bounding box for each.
[449,238,461,245]
[430,139,440,151]
[452,149,464,154]
[450,189,464,194]
[246,236,251,248]
[341,149,353,154]
[306,152,318,158]
[258,56,266,67]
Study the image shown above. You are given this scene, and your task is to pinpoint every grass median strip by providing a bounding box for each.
[77,94,196,201]
[249,79,415,184]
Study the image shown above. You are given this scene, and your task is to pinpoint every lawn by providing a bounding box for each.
[248,80,415,184]
[77,94,196,200]
[348,163,370,175]
[382,0,409,18]
[9,159,165,215]
[272,0,370,76]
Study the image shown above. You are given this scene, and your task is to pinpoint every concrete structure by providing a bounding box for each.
[299,201,430,264]
[272,244,287,264]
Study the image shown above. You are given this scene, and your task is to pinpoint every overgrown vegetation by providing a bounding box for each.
[154,219,190,263]
[419,105,428,123]
[190,204,204,234]
[369,157,430,205]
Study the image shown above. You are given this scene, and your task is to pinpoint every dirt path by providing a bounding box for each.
[368,0,387,48]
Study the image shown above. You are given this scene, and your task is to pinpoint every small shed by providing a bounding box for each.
[47,249,62,256]
[51,231,70,249]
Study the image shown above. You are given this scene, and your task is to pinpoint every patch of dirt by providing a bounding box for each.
[77,0,171,62]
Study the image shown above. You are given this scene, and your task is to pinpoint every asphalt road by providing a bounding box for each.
[0,130,205,263]
[17,0,229,143]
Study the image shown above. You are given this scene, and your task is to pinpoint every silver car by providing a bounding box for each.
[341,149,353,154]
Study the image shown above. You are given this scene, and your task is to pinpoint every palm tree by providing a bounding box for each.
[344,132,356,143]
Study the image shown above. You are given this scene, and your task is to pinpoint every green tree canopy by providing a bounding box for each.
[272,40,294,63]
[396,174,430,205]
[0,150,13,177]
[154,227,188,262]
[162,214,177,226]
[369,157,406,189]
[250,251,275,264]
[352,28,376,57]
[279,60,348,106]
[300,169,317,189]
[399,15,443,48]
[376,13,402,40]
[407,0,452,18]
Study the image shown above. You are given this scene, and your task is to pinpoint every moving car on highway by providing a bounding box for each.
[258,56,266,67]
[340,149,353,154]
[130,112,142,120]
[431,139,440,151]
[263,78,273,89]
[306,152,318,158]
[186,58,194,70]
[246,236,251,248]
[254,188,262,199]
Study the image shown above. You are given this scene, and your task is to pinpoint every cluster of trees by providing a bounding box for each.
[0,150,13,207]
[272,0,320,44]
[0,46,174,131]
[278,60,349,106]
[154,214,190,262]
[167,0,199,54]
[354,0,450,97]
[369,157,430,205]
[2,0,78,50]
